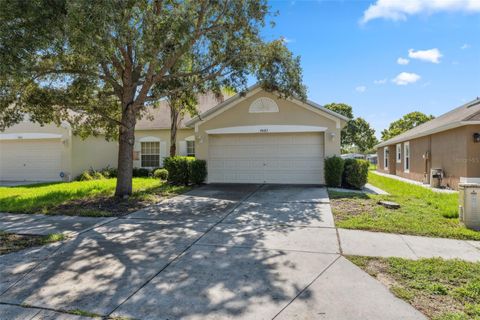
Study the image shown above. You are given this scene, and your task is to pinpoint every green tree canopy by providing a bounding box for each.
[0,0,306,197]
[381,112,435,141]
[324,103,377,153]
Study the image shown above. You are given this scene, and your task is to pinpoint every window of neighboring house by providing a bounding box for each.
[186,140,195,157]
[141,141,160,168]
[384,147,389,169]
[404,142,410,172]
[396,144,402,163]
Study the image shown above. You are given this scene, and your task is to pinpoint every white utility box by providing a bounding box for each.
[459,183,480,230]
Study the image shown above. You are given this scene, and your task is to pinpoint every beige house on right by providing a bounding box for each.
[376,98,480,190]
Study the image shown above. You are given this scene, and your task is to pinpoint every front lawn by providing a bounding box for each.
[349,256,480,320]
[0,178,189,216]
[0,231,65,255]
[330,171,480,240]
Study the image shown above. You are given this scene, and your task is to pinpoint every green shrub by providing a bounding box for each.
[92,171,105,180]
[164,156,194,185]
[324,156,344,187]
[76,170,94,181]
[343,159,369,189]
[153,168,169,180]
[132,168,150,177]
[189,159,207,184]
[100,166,117,178]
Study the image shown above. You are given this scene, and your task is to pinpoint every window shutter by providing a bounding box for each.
[179,140,187,156]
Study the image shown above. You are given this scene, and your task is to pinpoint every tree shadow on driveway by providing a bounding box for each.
[0,184,338,319]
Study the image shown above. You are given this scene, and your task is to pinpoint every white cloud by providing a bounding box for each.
[355,85,367,93]
[374,79,387,85]
[361,0,480,24]
[408,48,442,63]
[397,57,410,65]
[392,72,421,85]
[461,43,471,49]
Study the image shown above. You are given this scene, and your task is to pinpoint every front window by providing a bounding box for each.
[404,142,410,172]
[396,144,401,163]
[186,140,195,157]
[384,147,389,169]
[141,141,160,167]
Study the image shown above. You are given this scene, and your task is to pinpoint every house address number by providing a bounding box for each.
[259,128,269,133]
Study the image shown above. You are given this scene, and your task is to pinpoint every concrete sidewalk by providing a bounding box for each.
[339,228,480,262]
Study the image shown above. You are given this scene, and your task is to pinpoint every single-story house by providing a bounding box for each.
[0,85,348,184]
[376,98,480,189]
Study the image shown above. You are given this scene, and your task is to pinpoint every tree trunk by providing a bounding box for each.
[115,106,137,198]
[169,105,179,156]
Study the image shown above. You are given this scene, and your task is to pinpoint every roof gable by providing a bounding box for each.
[185,84,349,128]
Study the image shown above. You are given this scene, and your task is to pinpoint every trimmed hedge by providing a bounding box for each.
[324,156,344,187]
[153,168,169,180]
[164,156,207,185]
[342,159,369,189]
[132,168,150,177]
[189,159,207,185]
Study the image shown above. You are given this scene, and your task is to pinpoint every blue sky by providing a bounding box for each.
[261,0,480,137]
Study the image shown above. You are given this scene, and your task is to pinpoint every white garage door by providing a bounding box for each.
[208,132,324,184]
[0,140,63,181]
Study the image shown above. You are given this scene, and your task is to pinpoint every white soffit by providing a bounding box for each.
[206,125,327,135]
[0,133,63,140]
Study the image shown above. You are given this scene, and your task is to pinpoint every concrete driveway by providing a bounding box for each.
[0,184,424,319]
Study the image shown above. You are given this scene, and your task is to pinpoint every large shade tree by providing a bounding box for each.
[0,0,306,197]
[324,103,378,153]
[381,111,434,141]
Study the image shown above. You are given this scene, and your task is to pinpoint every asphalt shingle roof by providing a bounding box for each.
[376,98,480,148]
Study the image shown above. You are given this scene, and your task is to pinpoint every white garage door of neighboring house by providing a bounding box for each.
[208,132,324,184]
[0,140,63,181]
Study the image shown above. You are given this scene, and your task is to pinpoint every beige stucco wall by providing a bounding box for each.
[72,129,195,176]
[194,91,342,163]
[71,136,119,177]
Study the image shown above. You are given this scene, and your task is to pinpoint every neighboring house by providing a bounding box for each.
[366,154,377,165]
[0,85,347,184]
[376,98,480,189]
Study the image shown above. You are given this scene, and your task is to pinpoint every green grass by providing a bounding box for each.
[0,178,187,216]
[0,231,65,255]
[348,256,480,320]
[330,171,480,240]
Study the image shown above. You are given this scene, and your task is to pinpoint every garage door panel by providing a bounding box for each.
[208,133,324,184]
[0,140,63,181]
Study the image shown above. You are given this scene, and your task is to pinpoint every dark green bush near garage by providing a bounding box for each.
[324,156,344,187]
[342,159,369,189]
[164,156,207,185]
[324,156,368,189]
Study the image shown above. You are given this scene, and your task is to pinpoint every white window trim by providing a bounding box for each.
[140,140,161,168]
[384,147,389,169]
[396,144,402,163]
[186,140,195,157]
[404,141,410,173]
